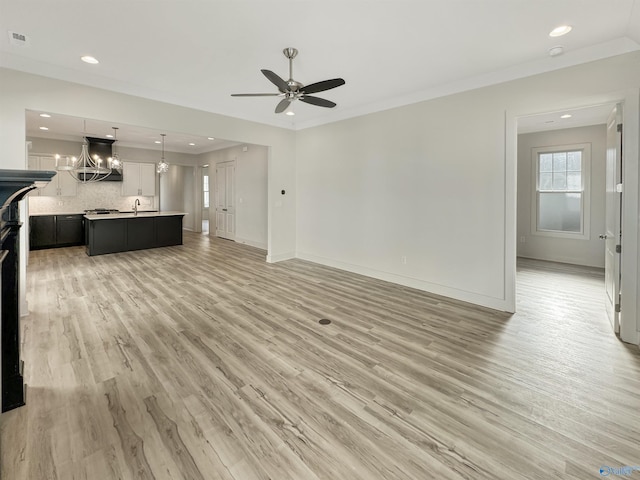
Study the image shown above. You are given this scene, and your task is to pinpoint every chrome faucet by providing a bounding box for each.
[134,198,140,216]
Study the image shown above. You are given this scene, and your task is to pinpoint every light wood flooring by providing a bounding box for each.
[2,234,639,479]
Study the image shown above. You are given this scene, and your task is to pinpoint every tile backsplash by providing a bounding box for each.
[28,181,157,214]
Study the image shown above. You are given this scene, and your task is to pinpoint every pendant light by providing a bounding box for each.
[109,127,122,171]
[157,134,169,174]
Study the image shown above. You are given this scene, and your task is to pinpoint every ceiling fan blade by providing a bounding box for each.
[275,98,291,113]
[301,78,345,95]
[261,69,289,92]
[299,95,337,108]
[231,93,282,97]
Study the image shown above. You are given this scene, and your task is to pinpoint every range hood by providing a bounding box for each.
[85,137,122,182]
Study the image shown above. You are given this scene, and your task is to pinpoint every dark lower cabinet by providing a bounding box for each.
[55,215,84,246]
[29,215,56,249]
[30,214,84,249]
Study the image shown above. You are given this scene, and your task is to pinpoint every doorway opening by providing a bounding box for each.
[515,103,620,332]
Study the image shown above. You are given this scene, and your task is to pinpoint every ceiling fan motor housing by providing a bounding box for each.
[231,47,345,113]
[283,48,298,59]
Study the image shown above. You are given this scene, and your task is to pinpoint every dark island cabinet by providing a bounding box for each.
[86,214,184,256]
[30,214,84,249]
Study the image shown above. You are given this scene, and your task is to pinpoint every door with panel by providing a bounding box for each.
[215,161,235,240]
[603,104,622,333]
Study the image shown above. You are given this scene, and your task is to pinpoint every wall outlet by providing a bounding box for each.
[520,236,526,243]
[401,255,407,264]
[57,201,63,206]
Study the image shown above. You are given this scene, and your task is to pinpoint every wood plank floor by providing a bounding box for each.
[2,234,639,479]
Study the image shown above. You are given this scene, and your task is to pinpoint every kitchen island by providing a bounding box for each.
[84,211,186,256]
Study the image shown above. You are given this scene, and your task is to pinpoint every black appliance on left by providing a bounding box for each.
[0,168,55,412]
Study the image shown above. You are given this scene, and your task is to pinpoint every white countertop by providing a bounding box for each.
[30,212,84,216]
[84,211,186,220]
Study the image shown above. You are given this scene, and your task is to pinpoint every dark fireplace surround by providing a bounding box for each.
[0,169,55,412]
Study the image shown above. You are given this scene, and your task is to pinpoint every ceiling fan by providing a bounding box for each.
[231,48,345,114]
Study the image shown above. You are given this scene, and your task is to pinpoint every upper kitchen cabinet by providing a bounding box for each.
[122,162,156,196]
[28,155,77,197]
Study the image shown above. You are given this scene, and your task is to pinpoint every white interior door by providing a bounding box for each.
[603,104,622,332]
[215,161,235,240]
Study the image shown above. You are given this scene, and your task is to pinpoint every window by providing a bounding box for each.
[531,143,591,239]
[203,174,210,208]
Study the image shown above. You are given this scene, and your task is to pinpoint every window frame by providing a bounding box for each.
[203,174,210,209]
[530,142,591,240]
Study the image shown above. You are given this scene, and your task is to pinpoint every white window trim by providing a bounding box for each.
[530,142,591,240]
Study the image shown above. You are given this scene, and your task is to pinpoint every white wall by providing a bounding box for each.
[183,166,195,231]
[296,52,640,322]
[199,144,268,249]
[160,165,185,212]
[517,125,607,267]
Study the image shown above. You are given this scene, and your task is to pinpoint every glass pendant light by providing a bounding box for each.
[157,134,169,174]
[109,127,122,171]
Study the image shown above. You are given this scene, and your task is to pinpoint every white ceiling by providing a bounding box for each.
[517,103,616,134]
[25,110,241,155]
[3,0,640,133]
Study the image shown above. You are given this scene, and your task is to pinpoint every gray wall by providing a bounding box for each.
[199,144,268,249]
[517,125,607,267]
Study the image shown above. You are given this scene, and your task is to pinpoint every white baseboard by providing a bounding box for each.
[267,251,295,263]
[296,251,510,312]
[517,253,604,269]
[235,237,267,250]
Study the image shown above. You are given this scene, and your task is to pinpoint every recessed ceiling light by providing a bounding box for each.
[81,55,99,64]
[548,46,564,57]
[560,114,572,119]
[39,113,51,118]
[105,134,114,138]
[39,126,49,130]
[207,137,215,141]
[286,111,295,116]
[154,140,161,144]
[189,143,196,146]
[549,25,572,37]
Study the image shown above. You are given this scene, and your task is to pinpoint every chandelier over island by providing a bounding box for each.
[55,121,122,183]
